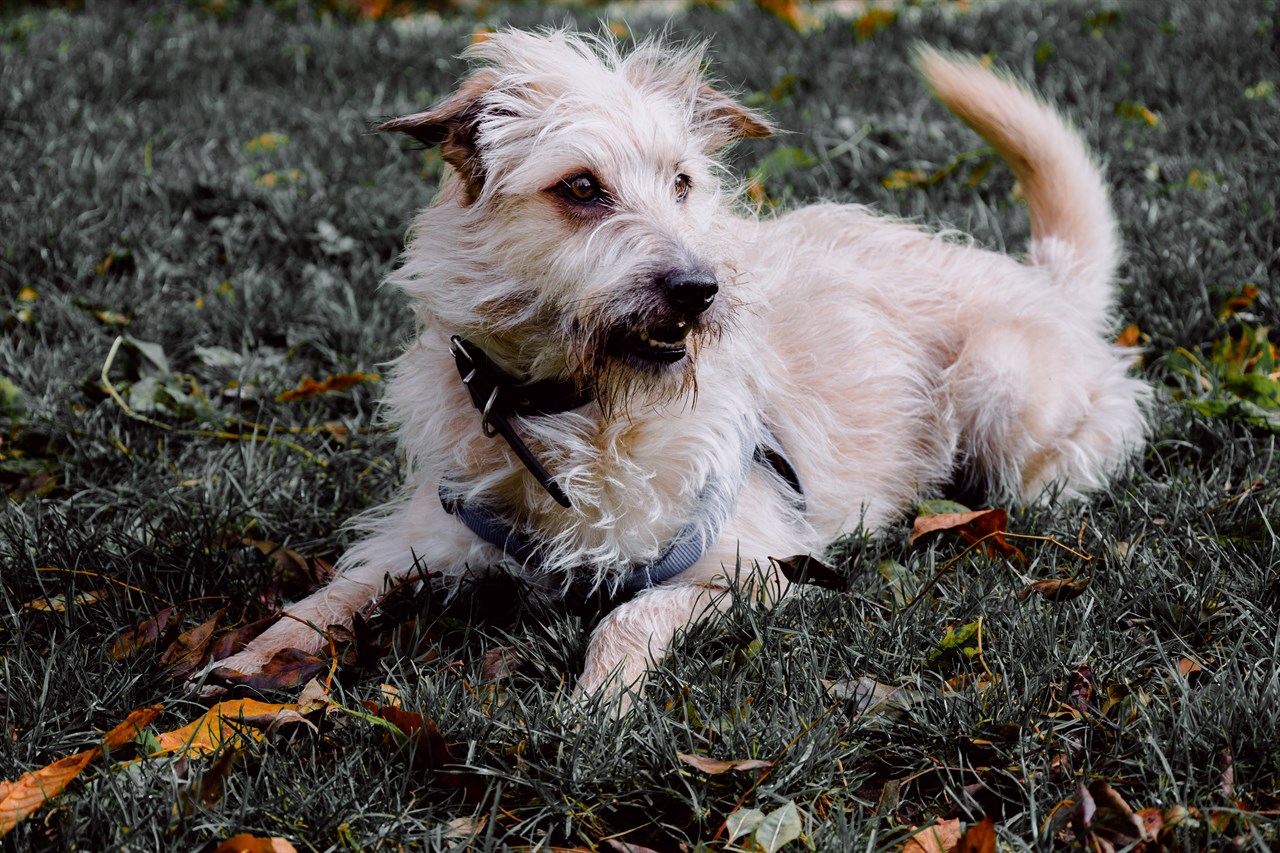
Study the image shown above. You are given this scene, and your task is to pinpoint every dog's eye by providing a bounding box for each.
[674,173,691,202]
[562,173,603,204]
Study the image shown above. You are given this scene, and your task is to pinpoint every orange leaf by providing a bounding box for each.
[854,8,896,40]
[901,818,962,853]
[883,169,928,190]
[276,372,379,402]
[0,750,98,838]
[0,706,161,838]
[215,835,299,853]
[101,705,165,751]
[756,0,820,33]
[1115,323,1141,347]
[955,815,996,853]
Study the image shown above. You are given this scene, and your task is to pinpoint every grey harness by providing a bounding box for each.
[440,336,804,596]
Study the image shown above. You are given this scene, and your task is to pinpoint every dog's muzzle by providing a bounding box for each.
[622,268,719,364]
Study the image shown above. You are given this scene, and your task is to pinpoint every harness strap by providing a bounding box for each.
[441,426,804,596]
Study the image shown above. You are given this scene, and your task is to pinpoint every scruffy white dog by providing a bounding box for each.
[204,30,1148,701]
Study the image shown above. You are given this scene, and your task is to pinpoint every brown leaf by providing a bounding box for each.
[208,647,326,694]
[364,704,484,799]
[911,508,1025,565]
[7,472,56,501]
[955,816,996,853]
[208,614,282,662]
[215,835,299,853]
[482,646,523,681]
[162,608,228,678]
[676,753,772,775]
[112,606,182,659]
[1066,664,1095,714]
[854,7,896,39]
[276,372,379,402]
[1017,576,1091,602]
[771,554,847,590]
[186,747,241,812]
[901,818,962,853]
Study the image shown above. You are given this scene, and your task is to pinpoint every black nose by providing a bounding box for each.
[661,269,719,316]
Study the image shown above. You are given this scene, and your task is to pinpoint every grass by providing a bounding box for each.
[1,0,1278,850]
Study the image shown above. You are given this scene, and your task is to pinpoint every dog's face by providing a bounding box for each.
[382,31,771,411]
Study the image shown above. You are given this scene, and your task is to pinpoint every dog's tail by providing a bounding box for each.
[914,46,1119,320]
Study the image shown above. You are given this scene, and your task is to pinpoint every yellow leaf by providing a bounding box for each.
[23,588,110,612]
[152,699,297,758]
[17,287,36,303]
[1116,323,1141,348]
[243,132,289,154]
[882,169,927,190]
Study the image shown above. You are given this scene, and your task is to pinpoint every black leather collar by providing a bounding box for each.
[450,336,592,507]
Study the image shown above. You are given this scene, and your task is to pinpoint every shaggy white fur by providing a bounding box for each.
[198,31,1150,705]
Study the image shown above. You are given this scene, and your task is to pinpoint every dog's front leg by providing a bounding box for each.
[576,582,729,706]
[190,488,481,691]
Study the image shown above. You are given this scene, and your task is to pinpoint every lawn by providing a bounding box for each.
[1,0,1278,850]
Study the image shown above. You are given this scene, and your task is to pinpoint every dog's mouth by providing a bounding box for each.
[619,320,692,364]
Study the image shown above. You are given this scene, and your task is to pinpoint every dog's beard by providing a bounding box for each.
[563,297,729,419]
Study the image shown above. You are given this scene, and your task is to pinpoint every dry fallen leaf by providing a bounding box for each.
[276,372,379,402]
[215,835,299,853]
[1017,576,1092,602]
[113,605,183,659]
[209,647,327,694]
[955,815,996,853]
[0,705,162,838]
[152,699,306,758]
[901,818,962,853]
[161,607,228,678]
[676,753,772,775]
[911,507,1026,565]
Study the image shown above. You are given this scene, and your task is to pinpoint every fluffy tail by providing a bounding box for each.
[914,46,1119,321]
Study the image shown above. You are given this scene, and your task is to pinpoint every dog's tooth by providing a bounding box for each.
[640,330,650,343]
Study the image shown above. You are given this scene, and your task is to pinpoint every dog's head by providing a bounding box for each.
[381,30,771,412]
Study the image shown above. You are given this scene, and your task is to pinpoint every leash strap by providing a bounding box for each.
[451,336,592,508]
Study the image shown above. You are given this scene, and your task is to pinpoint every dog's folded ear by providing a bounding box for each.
[694,84,774,150]
[378,70,498,194]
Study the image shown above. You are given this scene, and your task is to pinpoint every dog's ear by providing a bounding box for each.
[378,71,498,195]
[694,84,774,150]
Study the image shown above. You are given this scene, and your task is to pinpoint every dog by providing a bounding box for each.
[200,30,1149,704]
